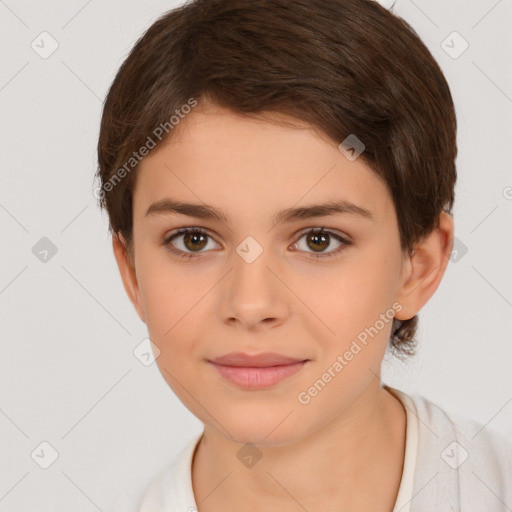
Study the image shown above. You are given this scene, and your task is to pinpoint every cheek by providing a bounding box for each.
[139,265,206,402]
[298,255,400,389]
[135,250,207,350]
[313,256,396,338]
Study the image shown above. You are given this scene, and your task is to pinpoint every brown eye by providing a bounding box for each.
[163,227,220,259]
[182,231,208,251]
[306,230,330,252]
[293,227,352,259]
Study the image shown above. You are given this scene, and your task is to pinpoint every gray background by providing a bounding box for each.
[1,0,511,510]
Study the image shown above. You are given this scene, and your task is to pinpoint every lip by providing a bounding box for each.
[209,351,307,367]
[207,352,309,390]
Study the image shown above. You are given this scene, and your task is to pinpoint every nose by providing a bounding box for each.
[217,244,291,331]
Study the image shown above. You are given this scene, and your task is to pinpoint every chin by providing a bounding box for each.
[213,410,309,448]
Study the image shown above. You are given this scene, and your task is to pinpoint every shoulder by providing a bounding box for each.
[412,390,512,461]
[392,386,512,511]
[139,433,202,512]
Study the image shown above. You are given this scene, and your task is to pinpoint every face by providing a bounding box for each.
[113,100,445,446]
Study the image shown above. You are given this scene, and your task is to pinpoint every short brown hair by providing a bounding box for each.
[96,0,457,359]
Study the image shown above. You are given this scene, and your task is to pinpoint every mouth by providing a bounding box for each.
[207,352,309,389]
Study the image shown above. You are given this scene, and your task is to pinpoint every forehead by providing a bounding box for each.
[133,103,394,226]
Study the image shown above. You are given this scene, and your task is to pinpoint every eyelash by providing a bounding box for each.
[162,227,352,261]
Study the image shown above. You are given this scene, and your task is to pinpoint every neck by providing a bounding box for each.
[191,382,406,512]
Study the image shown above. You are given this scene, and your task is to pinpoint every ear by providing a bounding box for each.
[112,233,146,323]
[395,211,454,321]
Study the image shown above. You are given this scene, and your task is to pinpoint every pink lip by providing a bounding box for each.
[209,351,306,367]
[207,352,309,389]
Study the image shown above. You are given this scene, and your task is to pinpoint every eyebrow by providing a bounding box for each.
[144,198,374,224]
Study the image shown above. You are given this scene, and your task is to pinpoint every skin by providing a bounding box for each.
[112,98,454,511]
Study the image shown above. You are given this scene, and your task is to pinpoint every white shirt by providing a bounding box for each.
[137,384,512,511]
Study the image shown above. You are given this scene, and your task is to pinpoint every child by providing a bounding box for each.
[95,0,512,510]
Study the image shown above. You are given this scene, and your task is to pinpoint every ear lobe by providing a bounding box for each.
[395,212,454,321]
[112,233,146,323]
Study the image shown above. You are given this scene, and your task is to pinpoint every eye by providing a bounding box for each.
[291,227,352,259]
[162,227,220,259]
[162,226,352,261]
